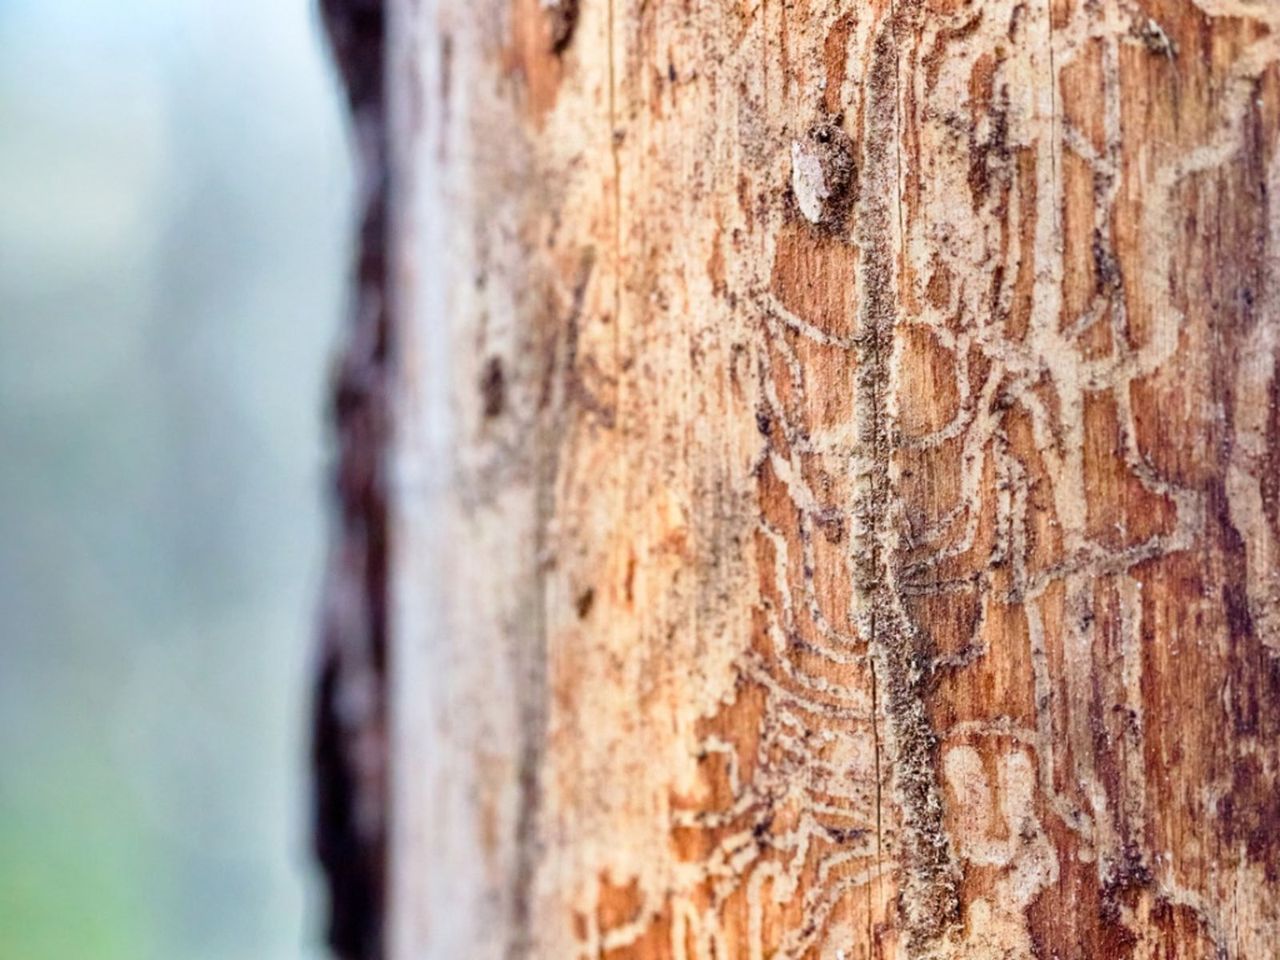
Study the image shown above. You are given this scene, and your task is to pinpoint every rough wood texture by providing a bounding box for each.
[372,0,1280,956]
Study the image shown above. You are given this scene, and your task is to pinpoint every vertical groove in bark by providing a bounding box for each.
[858,18,961,954]
[313,1,391,958]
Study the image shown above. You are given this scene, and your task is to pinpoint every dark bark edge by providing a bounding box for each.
[312,1,391,958]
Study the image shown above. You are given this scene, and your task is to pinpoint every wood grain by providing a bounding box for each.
[378,0,1280,956]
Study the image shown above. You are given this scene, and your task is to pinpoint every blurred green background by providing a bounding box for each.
[0,1,351,957]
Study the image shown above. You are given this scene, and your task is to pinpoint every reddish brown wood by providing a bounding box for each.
[319,0,1280,956]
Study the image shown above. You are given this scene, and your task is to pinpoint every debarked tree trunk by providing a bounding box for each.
[315,0,1280,957]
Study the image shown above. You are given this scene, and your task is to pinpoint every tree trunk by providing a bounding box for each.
[316,0,1280,957]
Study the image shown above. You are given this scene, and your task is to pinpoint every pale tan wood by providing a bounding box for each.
[368,0,1280,957]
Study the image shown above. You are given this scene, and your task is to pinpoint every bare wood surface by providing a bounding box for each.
[368,0,1280,957]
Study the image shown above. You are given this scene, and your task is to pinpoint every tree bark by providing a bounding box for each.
[318,0,1280,957]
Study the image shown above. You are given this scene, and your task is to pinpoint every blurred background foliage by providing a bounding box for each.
[0,1,351,956]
